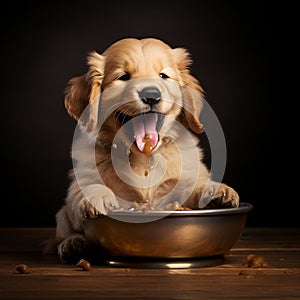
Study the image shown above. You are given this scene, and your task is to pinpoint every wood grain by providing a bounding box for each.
[0,227,299,299]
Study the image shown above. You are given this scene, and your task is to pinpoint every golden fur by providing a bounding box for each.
[47,38,239,262]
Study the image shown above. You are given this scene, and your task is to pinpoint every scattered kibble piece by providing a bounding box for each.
[238,269,264,279]
[76,259,92,271]
[15,264,30,274]
[143,134,153,157]
[128,201,192,213]
[165,201,192,211]
[243,253,268,268]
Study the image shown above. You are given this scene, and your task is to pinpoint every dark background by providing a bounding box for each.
[1,1,293,227]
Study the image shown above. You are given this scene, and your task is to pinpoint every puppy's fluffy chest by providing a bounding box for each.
[96,138,180,204]
[129,138,179,176]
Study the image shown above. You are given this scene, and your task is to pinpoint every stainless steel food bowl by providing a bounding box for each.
[83,202,252,263]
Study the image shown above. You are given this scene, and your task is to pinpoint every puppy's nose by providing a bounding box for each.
[139,87,161,105]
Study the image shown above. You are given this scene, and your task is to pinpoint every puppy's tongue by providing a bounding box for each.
[133,114,158,153]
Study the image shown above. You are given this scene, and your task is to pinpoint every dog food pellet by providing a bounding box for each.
[238,269,264,279]
[15,264,30,274]
[243,253,268,268]
[143,134,153,157]
[127,200,192,212]
[76,259,92,271]
[165,201,192,211]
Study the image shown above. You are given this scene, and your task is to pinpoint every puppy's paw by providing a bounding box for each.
[198,182,239,208]
[58,234,88,263]
[79,184,119,218]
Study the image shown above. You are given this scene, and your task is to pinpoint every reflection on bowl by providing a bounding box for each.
[83,202,252,262]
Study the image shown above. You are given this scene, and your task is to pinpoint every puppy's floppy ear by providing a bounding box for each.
[172,48,205,134]
[64,51,105,130]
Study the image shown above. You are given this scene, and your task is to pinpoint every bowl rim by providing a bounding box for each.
[107,202,253,218]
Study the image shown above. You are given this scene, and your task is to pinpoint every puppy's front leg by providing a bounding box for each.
[198,182,239,208]
[185,181,239,209]
[56,184,119,262]
[77,184,119,218]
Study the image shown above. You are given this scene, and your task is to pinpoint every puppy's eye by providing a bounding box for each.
[159,73,169,79]
[118,73,131,81]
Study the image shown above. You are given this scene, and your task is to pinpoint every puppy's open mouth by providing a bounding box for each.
[116,111,165,153]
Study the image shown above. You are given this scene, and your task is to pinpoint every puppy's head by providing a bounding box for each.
[65,38,204,153]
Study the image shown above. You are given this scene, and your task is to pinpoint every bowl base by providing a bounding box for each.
[103,255,225,269]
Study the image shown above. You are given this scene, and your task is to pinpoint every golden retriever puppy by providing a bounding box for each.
[52,38,239,262]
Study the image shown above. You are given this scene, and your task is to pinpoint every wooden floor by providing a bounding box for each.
[0,227,299,300]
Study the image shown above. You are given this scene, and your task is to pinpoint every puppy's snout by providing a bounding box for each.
[139,87,161,105]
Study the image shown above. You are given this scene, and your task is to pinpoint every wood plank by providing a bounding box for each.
[0,227,299,299]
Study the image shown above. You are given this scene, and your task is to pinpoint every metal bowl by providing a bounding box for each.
[83,202,252,262]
